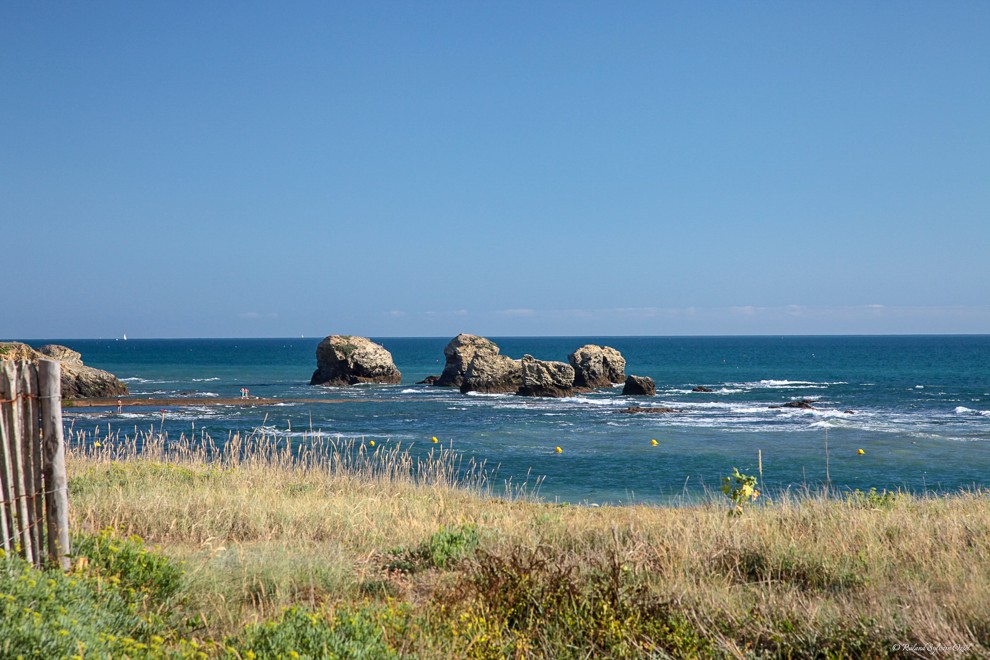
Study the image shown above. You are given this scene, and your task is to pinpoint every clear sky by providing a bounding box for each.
[2,1,988,338]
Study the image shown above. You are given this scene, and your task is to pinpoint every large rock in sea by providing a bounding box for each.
[435,334,501,388]
[0,342,129,398]
[622,375,656,396]
[310,335,402,387]
[568,345,626,389]
[461,353,522,394]
[519,355,575,398]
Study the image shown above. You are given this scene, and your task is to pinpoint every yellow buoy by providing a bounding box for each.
[555,446,563,453]
[651,439,658,446]
[369,440,376,447]
[857,448,865,455]
[432,436,439,443]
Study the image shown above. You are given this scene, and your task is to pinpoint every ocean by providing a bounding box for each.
[43,335,990,504]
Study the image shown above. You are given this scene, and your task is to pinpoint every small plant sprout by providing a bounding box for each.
[721,467,760,514]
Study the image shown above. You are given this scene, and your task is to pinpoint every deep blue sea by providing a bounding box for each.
[36,336,990,504]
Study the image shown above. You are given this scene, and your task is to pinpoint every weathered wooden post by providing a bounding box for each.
[20,361,45,564]
[0,361,16,556]
[38,359,71,570]
[2,360,34,564]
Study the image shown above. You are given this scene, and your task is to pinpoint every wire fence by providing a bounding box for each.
[0,358,71,569]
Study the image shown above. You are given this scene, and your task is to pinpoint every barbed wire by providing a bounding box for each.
[2,515,50,553]
[0,485,70,507]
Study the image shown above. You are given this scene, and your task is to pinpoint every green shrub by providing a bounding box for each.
[0,550,166,658]
[846,487,901,509]
[230,606,400,659]
[721,467,760,514]
[387,524,480,574]
[73,528,183,604]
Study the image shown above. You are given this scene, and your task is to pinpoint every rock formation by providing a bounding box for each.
[309,335,402,387]
[460,353,522,394]
[692,385,714,393]
[621,406,680,414]
[435,334,501,388]
[518,355,575,398]
[0,342,129,398]
[622,375,656,396]
[769,399,816,410]
[567,345,626,389]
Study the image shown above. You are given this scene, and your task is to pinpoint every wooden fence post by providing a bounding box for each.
[20,361,45,564]
[0,361,16,556]
[39,359,71,570]
[3,360,34,564]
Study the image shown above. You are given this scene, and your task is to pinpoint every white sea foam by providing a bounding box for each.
[730,379,835,390]
[566,396,618,406]
[192,377,221,382]
[677,401,768,414]
[955,406,990,416]
[809,408,847,419]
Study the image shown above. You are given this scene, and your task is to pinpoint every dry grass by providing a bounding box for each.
[64,426,990,657]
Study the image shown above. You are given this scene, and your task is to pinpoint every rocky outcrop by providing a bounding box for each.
[417,375,440,385]
[0,342,129,398]
[769,399,816,410]
[435,334,501,388]
[622,375,655,396]
[621,406,680,414]
[567,345,626,389]
[519,355,575,398]
[310,335,402,387]
[692,385,714,393]
[461,354,522,394]
[36,344,84,366]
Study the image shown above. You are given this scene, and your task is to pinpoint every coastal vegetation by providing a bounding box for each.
[4,428,989,658]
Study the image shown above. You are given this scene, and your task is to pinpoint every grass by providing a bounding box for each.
[4,425,988,657]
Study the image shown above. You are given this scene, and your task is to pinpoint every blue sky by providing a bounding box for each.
[2,1,988,338]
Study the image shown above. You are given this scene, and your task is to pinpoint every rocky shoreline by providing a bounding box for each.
[0,342,129,398]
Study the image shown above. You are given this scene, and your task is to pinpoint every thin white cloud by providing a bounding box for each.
[498,308,537,317]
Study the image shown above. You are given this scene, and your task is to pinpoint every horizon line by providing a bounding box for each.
[8,332,990,342]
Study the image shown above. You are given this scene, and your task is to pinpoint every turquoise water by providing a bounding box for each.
[40,335,990,504]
